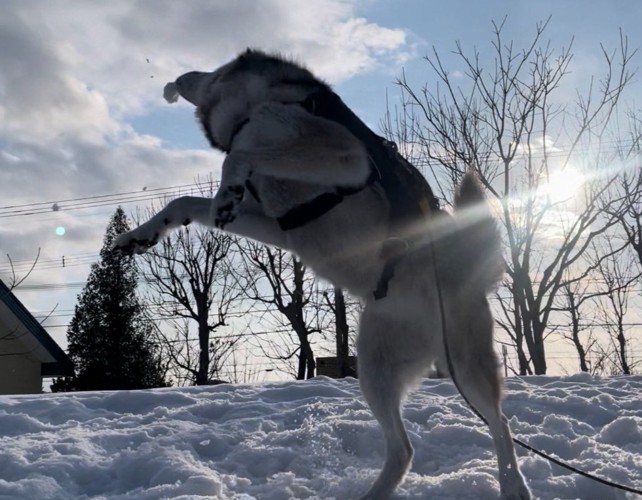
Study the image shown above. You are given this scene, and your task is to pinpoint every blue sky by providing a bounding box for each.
[129,0,642,149]
[1,0,640,372]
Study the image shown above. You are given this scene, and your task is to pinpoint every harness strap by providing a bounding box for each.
[277,191,345,231]
[301,91,439,218]
[277,186,363,231]
[275,91,381,230]
[247,89,441,299]
[304,91,439,300]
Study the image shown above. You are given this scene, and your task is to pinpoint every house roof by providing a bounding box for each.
[0,279,74,377]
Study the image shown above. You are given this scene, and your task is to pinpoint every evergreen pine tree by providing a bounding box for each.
[51,207,167,391]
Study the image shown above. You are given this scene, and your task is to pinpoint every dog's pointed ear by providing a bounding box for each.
[241,47,265,59]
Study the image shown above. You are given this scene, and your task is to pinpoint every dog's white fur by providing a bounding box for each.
[114,50,531,499]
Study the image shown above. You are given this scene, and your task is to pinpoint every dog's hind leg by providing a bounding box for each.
[357,302,428,500]
[446,297,531,500]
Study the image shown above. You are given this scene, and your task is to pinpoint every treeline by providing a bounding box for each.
[382,18,642,376]
[48,203,360,390]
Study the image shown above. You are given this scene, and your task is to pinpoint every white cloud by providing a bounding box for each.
[271,4,409,81]
[0,0,412,219]
[0,0,410,162]
[0,7,118,142]
[0,0,409,122]
[0,0,411,322]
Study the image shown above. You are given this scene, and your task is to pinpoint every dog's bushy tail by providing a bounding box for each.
[447,170,504,292]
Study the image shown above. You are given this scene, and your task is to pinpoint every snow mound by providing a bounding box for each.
[0,375,641,499]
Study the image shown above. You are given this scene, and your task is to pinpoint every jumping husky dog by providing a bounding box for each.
[114,49,531,499]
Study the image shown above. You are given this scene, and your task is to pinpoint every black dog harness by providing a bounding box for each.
[243,90,441,299]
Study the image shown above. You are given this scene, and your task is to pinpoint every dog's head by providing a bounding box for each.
[166,49,329,152]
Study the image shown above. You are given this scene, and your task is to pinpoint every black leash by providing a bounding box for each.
[428,241,642,496]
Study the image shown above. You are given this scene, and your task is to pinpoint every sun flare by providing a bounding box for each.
[540,166,585,203]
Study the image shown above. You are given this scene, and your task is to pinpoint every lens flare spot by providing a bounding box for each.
[55,226,66,236]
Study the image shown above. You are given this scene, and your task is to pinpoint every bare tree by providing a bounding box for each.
[236,241,330,380]
[224,348,263,384]
[384,18,637,374]
[608,138,642,268]
[592,239,640,374]
[139,199,242,386]
[3,248,41,290]
[555,279,598,373]
[323,286,359,377]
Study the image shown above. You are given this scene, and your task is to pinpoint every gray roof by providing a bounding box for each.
[0,279,74,377]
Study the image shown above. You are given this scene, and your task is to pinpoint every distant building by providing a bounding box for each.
[0,279,74,394]
[316,356,358,379]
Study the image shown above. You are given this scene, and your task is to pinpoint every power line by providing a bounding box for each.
[0,181,218,219]
[2,137,640,221]
[0,181,208,212]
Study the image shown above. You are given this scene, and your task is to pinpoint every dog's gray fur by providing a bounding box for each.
[114,49,531,499]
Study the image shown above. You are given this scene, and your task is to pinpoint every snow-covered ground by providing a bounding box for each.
[0,374,641,499]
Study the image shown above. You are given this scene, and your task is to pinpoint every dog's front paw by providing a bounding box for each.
[213,184,245,228]
[214,204,236,229]
[113,229,160,255]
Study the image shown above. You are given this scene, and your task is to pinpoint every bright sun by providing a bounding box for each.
[540,166,585,203]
